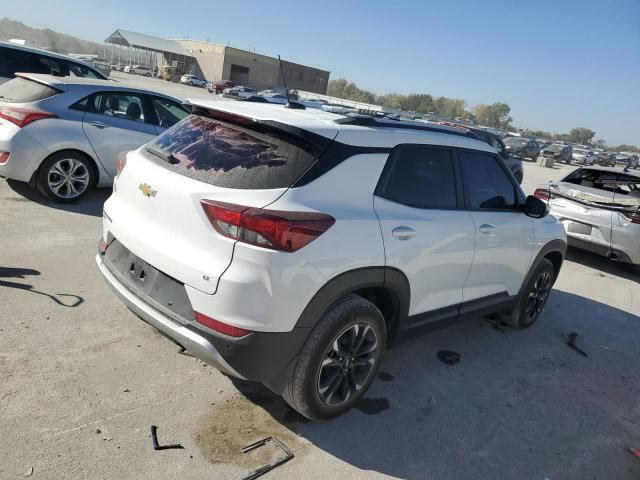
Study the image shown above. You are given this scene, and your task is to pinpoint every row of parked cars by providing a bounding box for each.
[503,135,638,168]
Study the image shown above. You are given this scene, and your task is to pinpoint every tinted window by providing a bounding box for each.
[32,55,69,76]
[68,62,103,79]
[151,97,188,128]
[144,114,318,189]
[0,77,59,103]
[460,151,516,209]
[92,92,146,123]
[0,47,32,77]
[376,145,457,209]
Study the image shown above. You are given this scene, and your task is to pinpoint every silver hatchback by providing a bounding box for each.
[0,73,188,202]
[535,166,640,265]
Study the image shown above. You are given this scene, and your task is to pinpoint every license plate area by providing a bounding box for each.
[566,221,592,235]
[126,256,160,295]
[103,239,195,324]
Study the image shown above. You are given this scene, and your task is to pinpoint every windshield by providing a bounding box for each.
[144,114,320,189]
[545,144,565,152]
[0,77,60,103]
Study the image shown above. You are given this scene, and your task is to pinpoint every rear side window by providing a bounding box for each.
[151,97,188,128]
[375,145,458,209]
[68,62,103,79]
[144,114,319,189]
[459,151,517,210]
[0,77,59,103]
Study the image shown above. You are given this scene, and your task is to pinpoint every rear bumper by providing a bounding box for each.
[96,254,246,379]
[0,127,50,183]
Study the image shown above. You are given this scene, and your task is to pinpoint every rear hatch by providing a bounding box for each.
[104,107,336,294]
[544,175,640,246]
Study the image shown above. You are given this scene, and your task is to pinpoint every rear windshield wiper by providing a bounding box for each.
[145,145,179,165]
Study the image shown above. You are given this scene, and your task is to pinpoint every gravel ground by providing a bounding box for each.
[1,131,639,479]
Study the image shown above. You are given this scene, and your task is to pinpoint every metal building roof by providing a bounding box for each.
[104,29,192,57]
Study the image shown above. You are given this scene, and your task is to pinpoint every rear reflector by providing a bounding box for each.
[0,106,56,128]
[194,312,251,337]
[0,152,9,164]
[201,200,335,252]
[115,151,128,176]
[98,238,112,255]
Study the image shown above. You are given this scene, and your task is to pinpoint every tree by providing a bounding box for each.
[596,139,607,148]
[569,127,596,144]
[473,102,512,129]
[612,144,640,153]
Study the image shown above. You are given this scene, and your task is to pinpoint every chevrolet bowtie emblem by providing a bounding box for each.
[139,183,157,198]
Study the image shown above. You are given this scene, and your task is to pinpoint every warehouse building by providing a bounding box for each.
[176,39,329,94]
[104,30,329,94]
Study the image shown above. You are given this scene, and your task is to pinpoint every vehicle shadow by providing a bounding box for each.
[5,179,111,218]
[231,290,640,480]
[565,246,638,283]
[0,265,84,307]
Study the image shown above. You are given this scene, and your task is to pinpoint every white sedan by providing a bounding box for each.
[222,86,257,98]
[0,73,188,202]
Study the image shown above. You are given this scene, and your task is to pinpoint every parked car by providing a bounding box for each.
[0,41,107,84]
[124,65,152,76]
[503,136,541,161]
[223,85,257,98]
[626,154,639,169]
[114,64,127,72]
[596,151,617,167]
[180,74,207,88]
[207,80,233,94]
[536,166,640,266]
[0,73,188,202]
[572,147,596,165]
[539,143,573,164]
[97,100,566,421]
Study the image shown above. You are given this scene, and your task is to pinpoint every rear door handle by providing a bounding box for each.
[478,224,496,235]
[88,121,109,129]
[392,226,416,240]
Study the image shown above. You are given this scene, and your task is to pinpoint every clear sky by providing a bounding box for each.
[6,0,640,145]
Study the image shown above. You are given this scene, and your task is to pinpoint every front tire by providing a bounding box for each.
[36,152,94,203]
[500,258,555,329]
[283,294,386,421]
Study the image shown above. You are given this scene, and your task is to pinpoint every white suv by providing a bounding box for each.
[97,101,566,420]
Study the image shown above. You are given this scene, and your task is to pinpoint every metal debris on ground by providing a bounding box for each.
[241,436,294,480]
[150,425,184,451]
[23,466,33,477]
[566,332,588,357]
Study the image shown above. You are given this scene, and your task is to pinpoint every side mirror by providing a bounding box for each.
[523,195,548,218]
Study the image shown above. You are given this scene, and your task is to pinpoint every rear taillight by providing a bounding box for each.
[0,106,56,128]
[115,151,128,176]
[534,188,553,201]
[194,312,251,337]
[200,200,335,252]
[0,152,9,164]
[622,212,640,224]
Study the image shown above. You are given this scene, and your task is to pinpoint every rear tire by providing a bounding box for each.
[500,258,555,329]
[36,151,95,203]
[283,294,386,421]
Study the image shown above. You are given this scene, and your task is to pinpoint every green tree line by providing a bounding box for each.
[326,78,638,151]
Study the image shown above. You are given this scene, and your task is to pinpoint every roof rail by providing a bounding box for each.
[335,115,479,140]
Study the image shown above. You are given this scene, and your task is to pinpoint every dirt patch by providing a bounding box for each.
[194,391,308,470]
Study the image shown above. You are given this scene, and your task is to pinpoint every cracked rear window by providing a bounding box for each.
[143,114,318,189]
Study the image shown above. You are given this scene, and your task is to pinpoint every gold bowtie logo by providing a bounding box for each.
[139,183,157,198]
